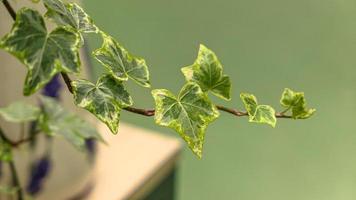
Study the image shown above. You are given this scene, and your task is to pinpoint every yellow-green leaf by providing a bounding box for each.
[181,44,231,100]
[280,88,316,119]
[250,105,276,127]
[240,93,277,127]
[152,83,219,158]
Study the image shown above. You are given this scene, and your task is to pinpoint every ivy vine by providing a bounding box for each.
[0,0,315,199]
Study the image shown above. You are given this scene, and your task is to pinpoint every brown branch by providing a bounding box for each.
[61,72,74,94]
[123,107,155,116]
[122,105,292,118]
[2,0,16,20]
[215,105,248,116]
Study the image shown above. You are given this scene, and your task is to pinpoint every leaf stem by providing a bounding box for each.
[9,160,23,200]
[0,125,39,148]
[0,127,24,200]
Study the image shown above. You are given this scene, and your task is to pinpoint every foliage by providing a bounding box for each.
[0,0,316,198]
[0,0,315,164]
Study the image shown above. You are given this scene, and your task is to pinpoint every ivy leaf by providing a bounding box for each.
[39,96,103,149]
[240,93,277,127]
[181,44,231,100]
[152,83,219,158]
[93,33,151,87]
[250,105,276,127]
[0,8,81,96]
[43,0,99,34]
[0,102,40,123]
[239,93,257,116]
[72,74,133,134]
[280,88,316,119]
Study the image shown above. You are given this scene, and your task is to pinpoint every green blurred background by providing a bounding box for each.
[84,0,356,199]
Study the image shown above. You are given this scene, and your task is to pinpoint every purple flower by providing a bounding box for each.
[26,156,51,195]
[41,74,62,99]
[85,138,97,161]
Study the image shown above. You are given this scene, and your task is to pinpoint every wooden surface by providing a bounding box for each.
[87,123,182,200]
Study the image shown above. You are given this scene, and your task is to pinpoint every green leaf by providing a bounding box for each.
[0,141,12,162]
[152,83,219,158]
[40,96,103,149]
[240,93,277,127]
[181,44,231,100]
[0,102,40,123]
[72,74,133,134]
[93,33,151,87]
[43,0,99,34]
[0,8,81,96]
[280,88,316,119]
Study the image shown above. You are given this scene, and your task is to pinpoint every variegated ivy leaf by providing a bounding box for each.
[0,8,81,96]
[152,83,219,158]
[280,88,316,119]
[40,96,103,149]
[240,93,276,127]
[43,0,99,34]
[93,33,151,87]
[181,44,231,100]
[72,74,133,134]
[0,102,40,123]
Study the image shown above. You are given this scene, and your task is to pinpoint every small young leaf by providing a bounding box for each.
[181,44,231,100]
[72,74,133,134]
[40,96,103,149]
[239,93,258,116]
[0,8,81,96]
[250,105,276,127]
[43,0,99,34]
[152,83,219,158]
[280,88,316,119]
[93,33,151,87]
[0,102,40,123]
[240,93,277,127]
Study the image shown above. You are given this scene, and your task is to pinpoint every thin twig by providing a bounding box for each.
[123,107,155,116]
[2,0,16,20]
[0,125,14,144]
[61,72,74,94]
[9,160,23,200]
[215,105,248,116]
[122,105,292,118]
